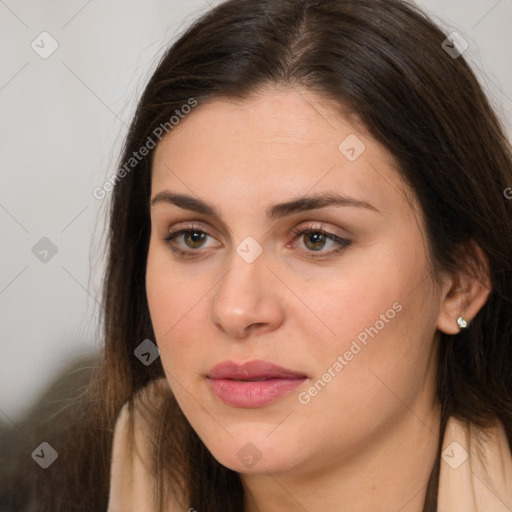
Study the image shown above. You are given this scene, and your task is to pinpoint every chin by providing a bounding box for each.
[201,431,303,476]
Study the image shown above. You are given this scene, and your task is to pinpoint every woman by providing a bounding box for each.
[46,0,512,511]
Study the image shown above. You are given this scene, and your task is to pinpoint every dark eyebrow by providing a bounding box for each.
[150,191,379,218]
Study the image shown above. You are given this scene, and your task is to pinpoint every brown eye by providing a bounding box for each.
[181,231,208,249]
[290,223,352,259]
[303,232,328,251]
[163,225,218,258]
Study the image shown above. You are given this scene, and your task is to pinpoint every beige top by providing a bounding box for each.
[107,387,512,511]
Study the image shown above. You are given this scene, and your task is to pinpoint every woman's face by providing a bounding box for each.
[146,86,443,476]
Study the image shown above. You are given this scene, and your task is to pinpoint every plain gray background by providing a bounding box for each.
[1,0,511,422]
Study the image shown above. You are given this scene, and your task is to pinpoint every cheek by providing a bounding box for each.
[295,245,435,403]
[303,288,435,419]
[145,243,217,380]
[295,254,409,351]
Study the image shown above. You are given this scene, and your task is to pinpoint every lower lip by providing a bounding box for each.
[208,377,307,407]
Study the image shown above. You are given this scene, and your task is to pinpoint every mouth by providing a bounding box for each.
[207,360,308,408]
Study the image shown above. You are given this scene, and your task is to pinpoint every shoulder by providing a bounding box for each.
[107,378,184,512]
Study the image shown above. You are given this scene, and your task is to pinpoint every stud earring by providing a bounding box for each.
[457,316,468,329]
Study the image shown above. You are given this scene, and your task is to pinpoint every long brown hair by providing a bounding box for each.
[15,1,512,510]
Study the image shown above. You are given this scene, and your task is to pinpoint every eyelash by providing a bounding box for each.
[163,222,351,260]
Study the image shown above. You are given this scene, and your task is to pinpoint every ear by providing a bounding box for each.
[436,241,491,335]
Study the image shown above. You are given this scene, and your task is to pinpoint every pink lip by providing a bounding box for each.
[207,360,307,408]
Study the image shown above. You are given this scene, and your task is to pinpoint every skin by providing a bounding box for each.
[146,85,490,512]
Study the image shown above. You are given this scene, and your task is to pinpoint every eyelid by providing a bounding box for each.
[162,220,351,258]
[288,221,348,243]
[288,222,351,258]
[164,222,218,246]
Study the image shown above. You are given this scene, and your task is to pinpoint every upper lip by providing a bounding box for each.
[207,360,307,380]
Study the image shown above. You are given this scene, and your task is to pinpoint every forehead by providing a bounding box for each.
[151,87,412,216]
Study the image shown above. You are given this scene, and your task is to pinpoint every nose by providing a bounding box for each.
[210,249,286,338]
